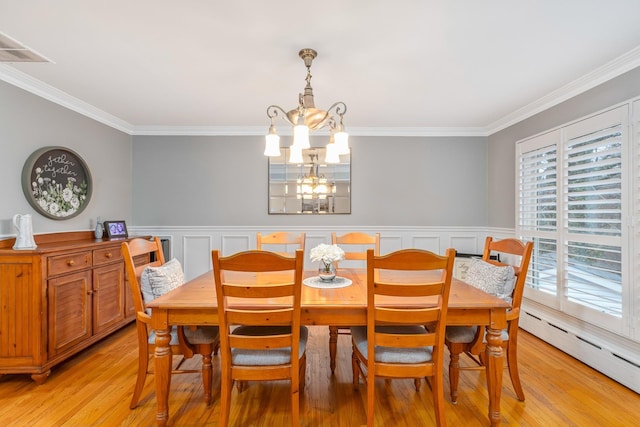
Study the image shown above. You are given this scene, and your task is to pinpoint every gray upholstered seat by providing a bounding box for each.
[231,326,308,365]
[351,325,433,364]
[445,325,508,344]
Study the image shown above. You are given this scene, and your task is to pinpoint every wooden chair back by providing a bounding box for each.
[122,237,165,318]
[481,236,533,324]
[121,238,184,408]
[256,232,306,256]
[356,247,455,426]
[446,236,534,403]
[212,249,305,426]
[331,232,380,266]
[122,237,217,408]
[366,248,455,376]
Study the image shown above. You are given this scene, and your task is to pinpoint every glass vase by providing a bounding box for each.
[318,261,337,281]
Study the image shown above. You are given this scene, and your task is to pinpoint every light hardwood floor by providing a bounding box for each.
[1,324,638,426]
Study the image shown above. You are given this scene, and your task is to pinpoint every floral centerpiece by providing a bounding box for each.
[310,243,345,281]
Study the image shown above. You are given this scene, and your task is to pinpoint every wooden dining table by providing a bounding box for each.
[147,268,511,426]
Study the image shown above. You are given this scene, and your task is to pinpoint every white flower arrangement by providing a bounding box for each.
[310,243,345,272]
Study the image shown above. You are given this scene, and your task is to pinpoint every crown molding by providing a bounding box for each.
[486,45,640,135]
[0,64,135,134]
[4,45,640,138]
[130,125,489,137]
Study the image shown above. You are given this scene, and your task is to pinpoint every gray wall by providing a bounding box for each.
[7,60,640,234]
[0,81,133,236]
[488,66,640,228]
[132,135,489,227]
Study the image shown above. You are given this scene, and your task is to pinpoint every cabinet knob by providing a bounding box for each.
[67,260,75,266]
[105,252,113,258]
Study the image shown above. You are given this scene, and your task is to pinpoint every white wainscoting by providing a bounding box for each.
[128,225,514,281]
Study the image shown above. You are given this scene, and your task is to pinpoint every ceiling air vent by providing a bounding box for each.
[0,32,52,62]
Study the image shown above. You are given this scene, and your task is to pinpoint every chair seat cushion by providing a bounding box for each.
[148,325,218,345]
[466,258,515,302]
[230,325,308,366]
[351,325,433,364]
[183,325,219,344]
[148,325,181,345]
[445,325,509,344]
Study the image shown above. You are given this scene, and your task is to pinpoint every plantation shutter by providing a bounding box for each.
[517,131,559,297]
[563,108,624,318]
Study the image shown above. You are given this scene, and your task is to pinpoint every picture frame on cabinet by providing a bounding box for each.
[103,220,128,239]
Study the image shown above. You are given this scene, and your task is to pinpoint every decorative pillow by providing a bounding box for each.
[465,258,515,302]
[140,258,185,307]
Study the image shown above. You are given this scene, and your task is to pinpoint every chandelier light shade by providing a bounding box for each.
[265,48,349,159]
[289,144,304,164]
[324,142,340,164]
[264,120,281,156]
[293,123,310,149]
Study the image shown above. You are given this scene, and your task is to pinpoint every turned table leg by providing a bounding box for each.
[154,326,172,426]
[485,326,504,426]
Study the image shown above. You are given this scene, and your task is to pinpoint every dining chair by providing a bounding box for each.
[121,237,219,409]
[328,232,380,373]
[351,248,455,427]
[212,249,307,426]
[445,236,533,403]
[256,231,306,256]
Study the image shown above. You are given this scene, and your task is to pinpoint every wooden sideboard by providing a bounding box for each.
[0,231,146,384]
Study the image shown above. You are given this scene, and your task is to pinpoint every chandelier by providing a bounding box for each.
[297,152,335,200]
[264,48,349,163]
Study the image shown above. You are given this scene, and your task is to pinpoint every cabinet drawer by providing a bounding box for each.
[48,251,92,276]
[93,246,122,266]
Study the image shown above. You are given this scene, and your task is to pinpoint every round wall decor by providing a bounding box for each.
[21,146,93,220]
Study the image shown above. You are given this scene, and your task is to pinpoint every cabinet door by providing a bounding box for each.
[93,263,125,333]
[48,271,92,357]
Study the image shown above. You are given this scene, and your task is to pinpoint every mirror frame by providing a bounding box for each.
[268,147,351,215]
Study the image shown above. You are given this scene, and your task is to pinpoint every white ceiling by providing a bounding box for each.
[2,0,640,136]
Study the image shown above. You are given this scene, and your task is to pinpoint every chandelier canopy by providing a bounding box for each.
[264,49,349,163]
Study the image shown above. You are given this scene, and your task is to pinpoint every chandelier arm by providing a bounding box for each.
[327,117,337,130]
[267,105,296,126]
[326,101,347,117]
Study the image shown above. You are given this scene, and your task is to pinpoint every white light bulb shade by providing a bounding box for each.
[264,133,281,156]
[333,131,350,154]
[324,143,340,163]
[293,124,310,149]
[289,144,304,164]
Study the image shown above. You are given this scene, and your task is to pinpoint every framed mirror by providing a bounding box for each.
[268,147,351,214]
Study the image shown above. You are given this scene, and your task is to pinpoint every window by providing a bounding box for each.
[517,105,629,335]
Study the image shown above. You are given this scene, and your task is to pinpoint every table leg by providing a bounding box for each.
[485,326,504,426]
[329,326,338,373]
[154,326,172,426]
